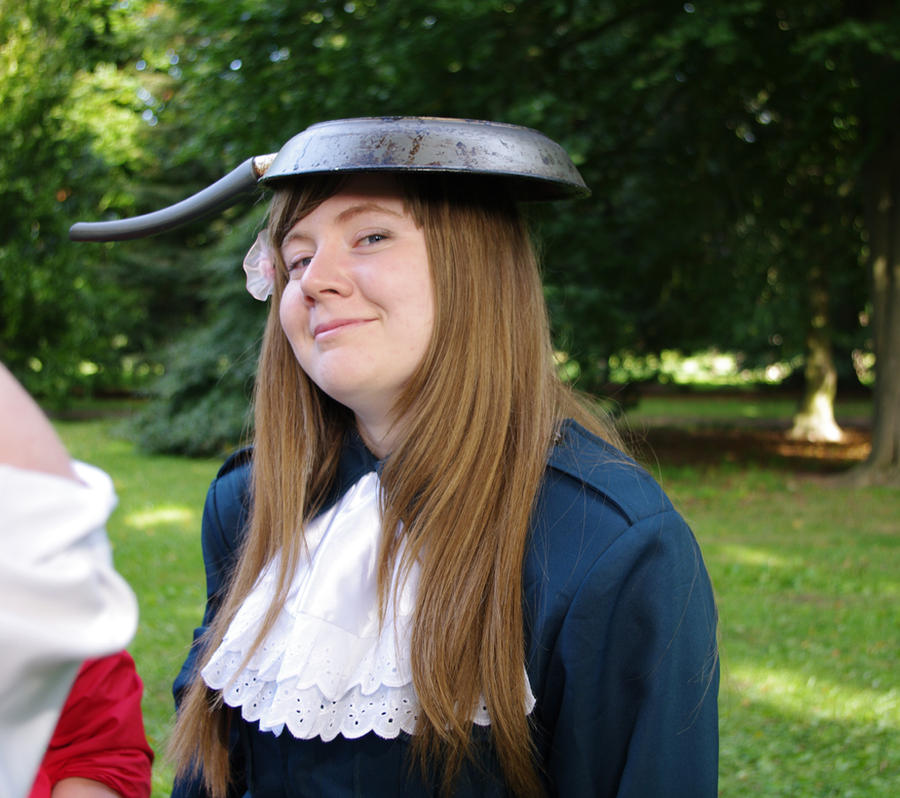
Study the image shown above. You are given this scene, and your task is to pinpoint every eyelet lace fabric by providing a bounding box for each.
[202,471,535,741]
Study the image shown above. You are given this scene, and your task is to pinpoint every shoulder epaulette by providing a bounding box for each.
[548,421,672,525]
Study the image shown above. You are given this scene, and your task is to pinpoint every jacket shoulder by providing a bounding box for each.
[210,447,253,520]
[202,447,253,566]
[547,420,673,525]
[215,446,253,479]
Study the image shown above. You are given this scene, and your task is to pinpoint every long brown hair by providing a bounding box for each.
[169,173,622,796]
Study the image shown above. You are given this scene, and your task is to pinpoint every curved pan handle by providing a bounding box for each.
[70,117,591,243]
[69,154,276,242]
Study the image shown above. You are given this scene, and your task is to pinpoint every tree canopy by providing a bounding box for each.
[3,0,898,479]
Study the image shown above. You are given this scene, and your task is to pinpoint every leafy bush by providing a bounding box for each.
[131,210,268,456]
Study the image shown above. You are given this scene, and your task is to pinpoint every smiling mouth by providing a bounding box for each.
[313,319,372,338]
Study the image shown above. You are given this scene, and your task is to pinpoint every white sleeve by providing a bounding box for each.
[0,460,138,798]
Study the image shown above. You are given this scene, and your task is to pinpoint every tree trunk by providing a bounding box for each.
[790,267,843,442]
[852,136,900,484]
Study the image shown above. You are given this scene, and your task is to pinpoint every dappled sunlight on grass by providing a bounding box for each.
[659,437,899,796]
[124,505,196,531]
[625,393,873,425]
[725,663,898,728]
[718,690,897,797]
[719,659,899,796]
[715,542,802,569]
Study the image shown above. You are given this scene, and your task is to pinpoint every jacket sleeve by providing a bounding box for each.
[545,509,719,797]
[171,462,250,798]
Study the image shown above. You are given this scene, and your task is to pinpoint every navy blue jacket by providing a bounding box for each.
[173,421,719,797]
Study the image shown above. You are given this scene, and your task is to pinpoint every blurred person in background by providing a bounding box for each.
[0,364,150,798]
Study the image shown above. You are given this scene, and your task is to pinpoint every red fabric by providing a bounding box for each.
[29,652,154,798]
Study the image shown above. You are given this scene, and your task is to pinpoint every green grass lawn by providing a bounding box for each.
[658,463,898,797]
[615,391,873,426]
[54,403,898,797]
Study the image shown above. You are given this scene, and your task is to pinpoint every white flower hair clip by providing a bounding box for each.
[243,230,276,300]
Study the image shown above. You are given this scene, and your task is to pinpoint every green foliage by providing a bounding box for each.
[7,0,899,450]
[0,0,166,402]
[130,209,268,456]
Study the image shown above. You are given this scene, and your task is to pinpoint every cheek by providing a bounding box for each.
[387,253,434,336]
[410,272,435,340]
[412,292,435,345]
[278,286,316,373]
[278,283,308,337]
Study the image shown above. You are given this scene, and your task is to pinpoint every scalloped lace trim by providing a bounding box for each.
[202,471,534,741]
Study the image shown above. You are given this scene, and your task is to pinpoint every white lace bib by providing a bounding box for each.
[201,471,535,741]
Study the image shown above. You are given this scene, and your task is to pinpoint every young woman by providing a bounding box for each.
[167,120,719,797]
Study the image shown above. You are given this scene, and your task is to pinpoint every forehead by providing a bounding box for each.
[278,174,424,255]
[294,173,407,224]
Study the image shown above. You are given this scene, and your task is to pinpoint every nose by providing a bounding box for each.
[298,240,353,304]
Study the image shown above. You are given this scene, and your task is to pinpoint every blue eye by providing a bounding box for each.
[290,256,312,271]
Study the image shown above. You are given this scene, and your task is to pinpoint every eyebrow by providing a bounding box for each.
[336,201,404,223]
[282,202,404,246]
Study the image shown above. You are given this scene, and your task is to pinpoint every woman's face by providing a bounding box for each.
[278,174,434,454]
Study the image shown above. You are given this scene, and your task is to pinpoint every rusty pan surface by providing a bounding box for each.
[261,117,589,199]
